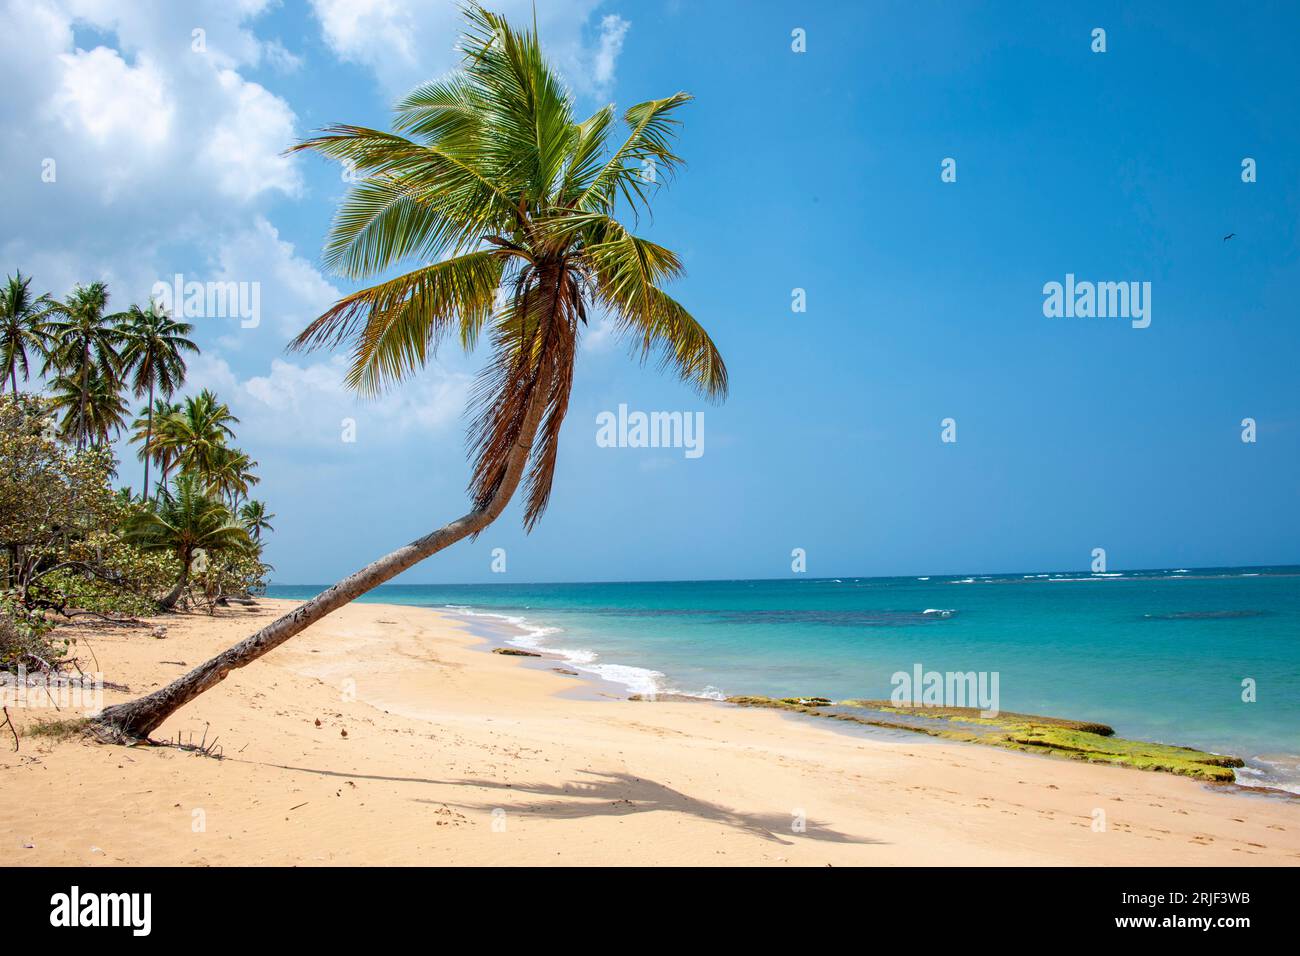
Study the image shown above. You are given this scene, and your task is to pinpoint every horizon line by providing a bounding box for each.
[265,562,1300,590]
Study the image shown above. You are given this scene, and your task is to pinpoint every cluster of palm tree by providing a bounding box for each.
[0,269,274,550]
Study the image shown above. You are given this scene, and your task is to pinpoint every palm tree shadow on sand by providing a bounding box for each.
[239,763,880,847]
[423,769,882,847]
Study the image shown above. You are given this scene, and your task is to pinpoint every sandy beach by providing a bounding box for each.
[2,598,1297,867]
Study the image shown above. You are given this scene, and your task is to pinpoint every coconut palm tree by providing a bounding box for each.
[41,282,128,450]
[0,271,51,394]
[204,445,259,506]
[90,4,726,742]
[130,399,183,498]
[125,473,252,610]
[48,368,129,448]
[239,500,275,542]
[120,301,197,498]
[152,389,238,482]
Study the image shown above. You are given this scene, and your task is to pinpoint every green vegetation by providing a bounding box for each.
[0,271,275,678]
[725,695,1243,783]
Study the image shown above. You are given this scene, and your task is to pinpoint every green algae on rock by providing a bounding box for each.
[724,696,1243,783]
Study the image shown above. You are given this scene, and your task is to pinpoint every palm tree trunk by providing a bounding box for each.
[158,566,187,612]
[89,383,549,744]
[142,383,154,499]
[9,365,16,395]
[79,341,89,451]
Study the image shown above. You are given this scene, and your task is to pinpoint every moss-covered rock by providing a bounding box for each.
[725,695,1240,783]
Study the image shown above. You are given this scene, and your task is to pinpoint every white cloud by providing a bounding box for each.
[183,352,471,452]
[0,0,302,237]
[203,71,302,202]
[310,0,631,99]
[212,217,340,337]
[591,15,629,90]
[54,46,173,148]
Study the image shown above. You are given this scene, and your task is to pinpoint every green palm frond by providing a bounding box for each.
[289,251,506,394]
[0,271,53,392]
[292,2,728,530]
[572,93,693,214]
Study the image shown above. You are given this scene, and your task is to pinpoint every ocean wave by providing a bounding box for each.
[921,608,957,618]
[662,683,728,701]
[1235,756,1300,795]
[442,605,663,696]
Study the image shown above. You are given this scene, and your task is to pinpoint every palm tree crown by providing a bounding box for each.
[152,389,239,482]
[126,473,251,583]
[49,367,129,448]
[0,271,51,394]
[291,3,726,529]
[42,281,128,449]
[120,301,197,497]
[121,301,197,398]
[239,500,275,541]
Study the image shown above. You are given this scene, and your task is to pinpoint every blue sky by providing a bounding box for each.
[3,1,1297,583]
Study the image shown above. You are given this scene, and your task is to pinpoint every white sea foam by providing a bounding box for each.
[922,608,957,618]
[443,605,664,696]
[582,662,665,696]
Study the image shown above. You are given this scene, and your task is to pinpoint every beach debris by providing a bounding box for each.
[780,697,832,707]
[314,718,321,727]
[553,668,579,676]
[151,626,168,639]
[2,706,18,752]
[493,647,541,657]
[163,722,224,759]
[340,728,348,738]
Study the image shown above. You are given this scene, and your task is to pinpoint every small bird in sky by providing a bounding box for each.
[1223,233,1236,241]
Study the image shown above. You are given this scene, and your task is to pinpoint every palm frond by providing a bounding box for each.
[290,251,506,395]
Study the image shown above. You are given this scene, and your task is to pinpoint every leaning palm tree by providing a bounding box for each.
[120,301,197,498]
[48,368,129,449]
[41,281,127,450]
[239,500,275,541]
[125,473,253,610]
[89,3,726,743]
[0,271,52,394]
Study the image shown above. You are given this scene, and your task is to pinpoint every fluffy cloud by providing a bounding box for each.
[182,352,472,452]
[0,0,302,268]
[310,0,631,98]
[210,217,340,339]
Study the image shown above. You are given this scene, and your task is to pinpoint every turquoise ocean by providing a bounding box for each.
[268,566,1300,793]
